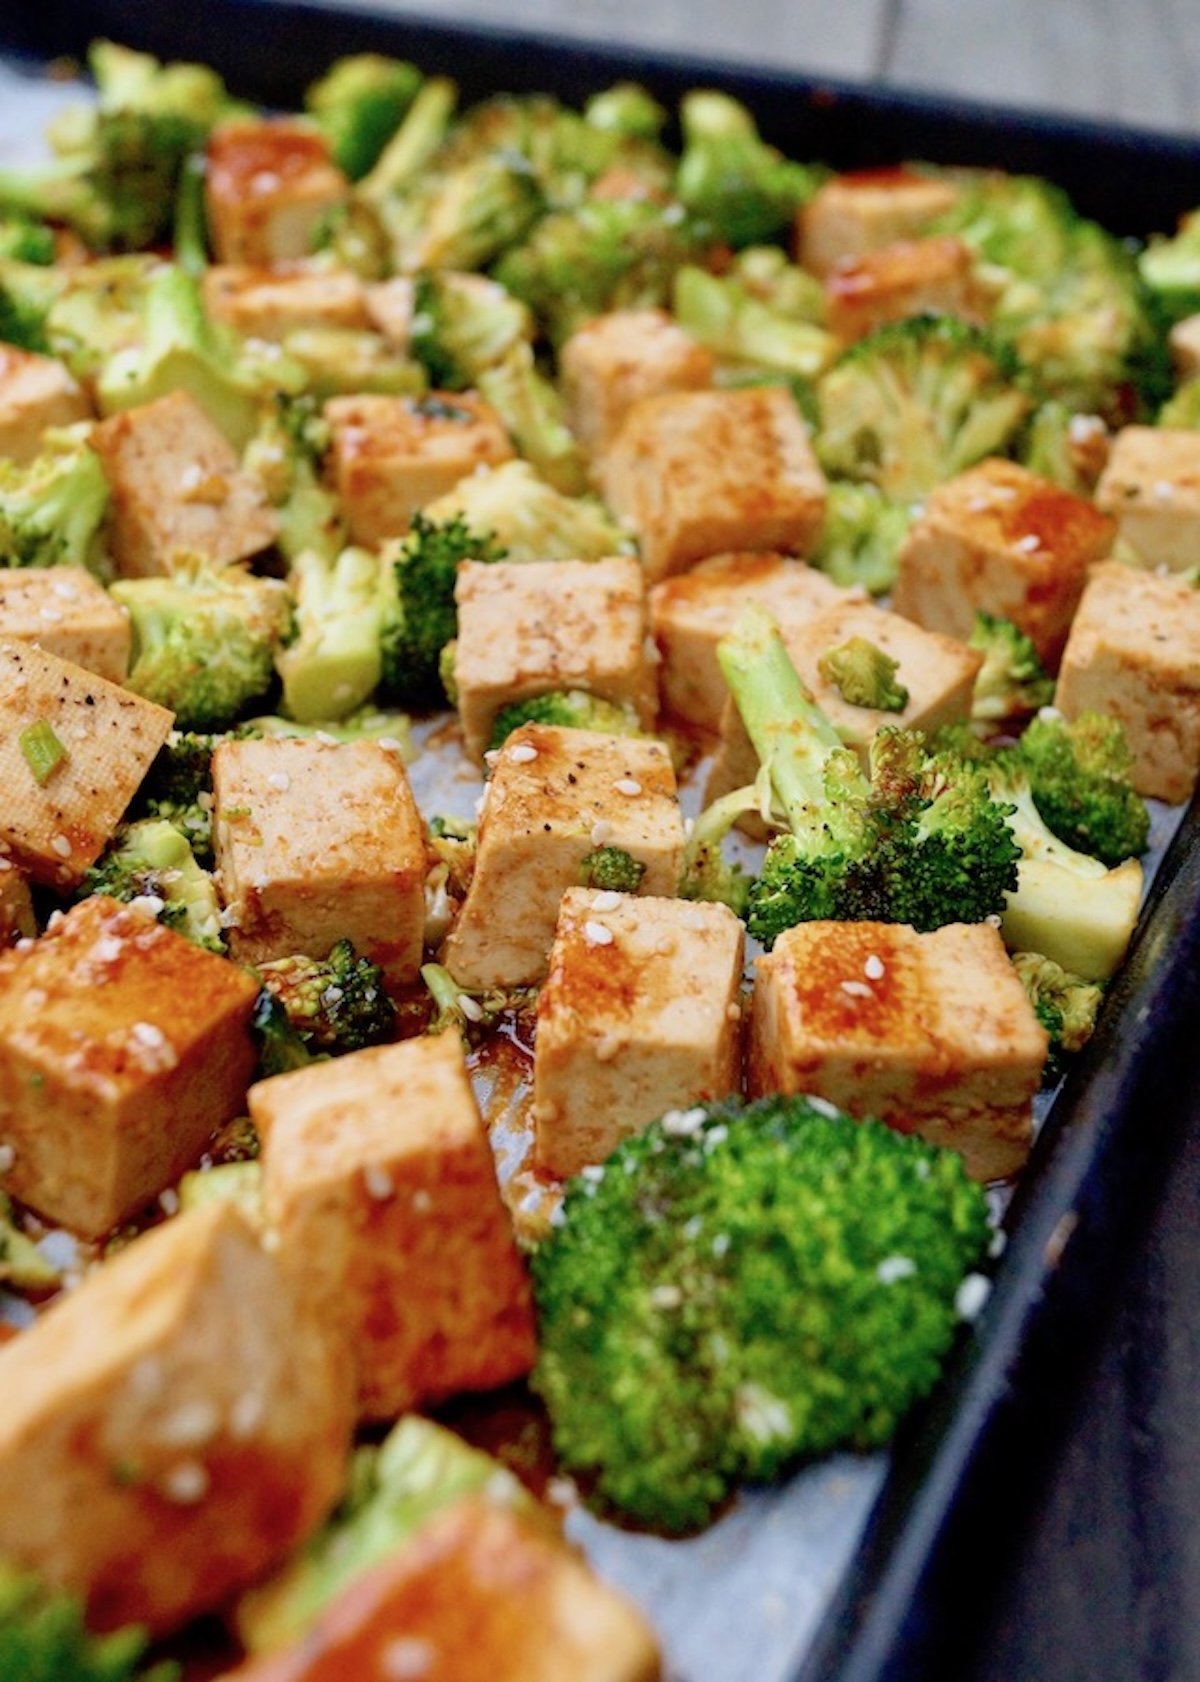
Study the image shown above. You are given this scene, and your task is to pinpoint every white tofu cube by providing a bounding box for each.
[205,120,350,266]
[825,235,983,342]
[798,167,961,277]
[0,345,91,464]
[1094,426,1200,571]
[203,264,369,342]
[559,307,715,461]
[0,565,130,681]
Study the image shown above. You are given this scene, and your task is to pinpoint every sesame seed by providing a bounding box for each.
[840,979,874,999]
[956,1272,992,1321]
[650,1284,683,1309]
[380,1639,435,1681]
[411,1189,432,1213]
[458,993,485,1022]
[158,1399,220,1448]
[583,920,614,947]
[129,894,165,919]
[158,1188,180,1216]
[661,1106,707,1137]
[806,1096,841,1119]
[1016,533,1041,553]
[267,771,291,792]
[864,953,885,980]
[613,777,642,796]
[1068,413,1105,442]
[1152,480,1176,501]
[161,1461,209,1504]
[0,1144,14,1173]
[363,1165,395,1202]
[50,835,71,859]
[590,891,622,913]
[876,1255,917,1285]
[230,1392,265,1438]
[508,742,538,764]
[590,820,612,845]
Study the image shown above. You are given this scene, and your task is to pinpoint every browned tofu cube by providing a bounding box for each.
[0,897,258,1236]
[534,889,744,1178]
[0,862,34,944]
[0,345,91,463]
[454,555,656,763]
[442,726,685,990]
[1169,316,1200,379]
[891,458,1114,667]
[0,565,130,681]
[223,1496,660,1682]
[203,264,369,341]
[749,920,1048,1181]
[0,1201,354,1636]
[559,307,715,461]
[598,387,827,583]
[205,120,350,267]
[0,639,173,887]
[93,391,279,578]
[326,392,515,547]
[213,737,426,990]
[798,166,961,277]
[254,1032,536,1420]
[1054,559,1200,803]
[1094,425,1200,571]
[825,236,983,342]
[649,551,848,732]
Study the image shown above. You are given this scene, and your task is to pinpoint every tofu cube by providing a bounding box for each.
[825,236,983,342]
[0,639,173,887]
[0,345,91,464]
[0,565,130,681]
[749,920,1048,1181]
[326,392,515,547]
[212,737,426,990]
[0,1202,354,1635]
[599,386,827,583]
[454,555,656,763]
[0,863,35,944]
[205,120,350,267]
[892,458,1114,667]
[93,391,279,578]
[254,1032,536,1420]
[1168,315,1200,379]
[649,551,848,731]
[364,277,416,348]
[1094,426,1200,571]
[534,889,744,1178]
[0,897,259,1236]
[1054,559,1200,803]
[441,725,685,990]
[203,264,369,342]
[559,307,715,460]
[798,167,961,277]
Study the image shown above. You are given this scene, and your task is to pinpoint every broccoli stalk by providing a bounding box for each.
[487,690,642,751]
[81,819,225,953]
[1011,950,1104,1078]
[0,1565,176,1682]
[678,782,764,916]
[0,427,110,573]
[675,91,823,248]
[276,546,394,724]
[255,939,396,1058]
[817,636,909,712]
[379,513,506,707]
[476,344,588,495]
[969,612,1055,724]
[305,54,423,180]
[358,78,459,204]
[419,962,529,1040]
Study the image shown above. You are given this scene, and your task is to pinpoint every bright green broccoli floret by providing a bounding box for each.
[0,427,110,572]
[532,1093,990,1533]
[305,54,423,180]
[584,82,668,142]
[809,480,912,595]
[817,636,909,712]
[672,254,836,381]
[81,819,225,953]
[968,612,1054,724]
[675,91,823,248]
[578,846,647,892]
[1016,710,1150,865]
[1011,950,1104,1078]
[255,939,395,1057]
[276,546,394,724]
[0,213,56,266]
[379,512,506,707]
[276,325,423,401]
[487,690,642,751]
[0,1565,176,1682]
[244,395,346,564]
[112,562,291,730]
[422,459,628,565]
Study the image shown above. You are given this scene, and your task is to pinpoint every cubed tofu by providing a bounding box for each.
[1094,426,1200,571]
[454,555,656,763]
[749,920,1047,1181]
[222,1496,660,1682]
[203,264,369,342]
[892,458,1114,667]
[441,726,685,990]
[326,392,515,547]
[0,639,173,887]
[212,737,426,990]
[0,565,130,681]
[205,120,350,267]
[1168,316,1200,379]
[254,1032,536,1420]
[0,345,91,464]
[0,1201,354,1636]
[0,862,35,944]
[534,889,744,1178]
[1054,559,1200,803]
[649,551,848,732]
[798,166,961,278]
[93,391,279,578]
[825,236,984,342]
[599,386,827,584]
[559,308,715,461]
[0,897,258,1236]
[364,277,416,348]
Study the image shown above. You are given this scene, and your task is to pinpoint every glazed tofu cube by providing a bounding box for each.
[212,737,426,990]
[1054,560,1200,803]
[364,276,416,348]
[1169,315,1200,379]
[749,920,1047,1181]
[534,890,744,1178]
[0,863,34,944]
[825,236,983,342]
[0,565,130,681]
[649,551,848,732]
[0,897,259,1236]
[326,392,515,547]
[203,264,369,342]
[254,1032,536,1420]
[599,387,827,583]
[441,726,685,990]
[454,555,656,763]
[892,458,1114,667]
[205,120,350,266]
[0,1201,354,1636]
[1094,426,1200,571]
[798,167,961,277]
[0,639,173,887]
[93,391,279,578]
[0,345,91,464]
[559,307,715,461]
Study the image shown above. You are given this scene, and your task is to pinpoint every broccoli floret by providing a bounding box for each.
[968,612,1055,724]
[37,254,159,381]
[0,257,62,352]
[578,846,647,893]
[420,962,531,1041]
[0,426,109,573]
[818,636,909,712]
[584,83,668,142]
[675,91,823,249]
[411,269,533,390]
[112,561,291,730]
[1138,208,1200,329]
[81,819,225,954]
[808,480,911,595]
[305,54,423,180]
[0,1564,176,1682]
[178,1159,264,1219]
[532,1093,990,1533]
[815,315,1031,503]
[487,690,642,751]
[1016,710,1150,865]
[476,343,588,494]
[379,512,506,707]
[1019,400,1109,497]
[277,325,424,401]
[276,546,394,724]
[421,459,628,565]
[250,989,315,1079]
[672,260,837,381]
[1011,950,1104,1077]
[678,783,763,916]
[255,939,395,1057]
[384,150,544,275]
[0,213,56,266]
[358,77,459,204]
[129,728,229,859]
[243,395,346,564]
[1158,378,1200,429]
[246,707,411,751]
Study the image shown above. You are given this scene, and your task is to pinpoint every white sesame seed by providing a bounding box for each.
[129,895,166,919]
[966,495,991,511]
[1068,413,1105,442]
[363,1165,395,1202]
[37,606,62,623]
[267,771,291,792]
[613,777,642,796]
[1037,705,1065,723]
[158,1399,220,1448]
[580,1164,606,1183]
[661,1106,707,1137]
[583,920,614,946]
[0,1144,14,1173]
[876,1255,917,1285]
[1152,480,1176,501]
[590,890,622,913]
[93,936,124,963]
[230,1392,265,1439]
[162,1461,209,1504]
[840,979,874,999]
[380,1638,435,1681]
[458,993,485,1022]
[158,1188,180,1216]
[1015,533,1041,553]
[589,820,613,845]
[650,1284,683,1309]
[956,1272,992,1321]
[411,1189,432,1213]
[864,953,885,980]
[806,1096,841,1119]
[508,743,538,764]
[989,1228,1008,1259]
[50,835,71,859]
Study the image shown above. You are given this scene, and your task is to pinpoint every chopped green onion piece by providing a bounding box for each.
[19,719,68,784]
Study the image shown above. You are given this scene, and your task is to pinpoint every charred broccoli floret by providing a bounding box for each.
[1011,950,1104,1078]
[578,846,647,893]
[532,1093,990,1533]
[276,546,394,724]
[421,459,628,565]
[809,480,912,595]
[968,612,1054,724]
[0,1564,176,1682]
[487,690,642,751]
[675,91,823,248]
[0,426,109,573]
[249,990,315,1079]
[305,53,423,180]
[379,512,506,707]
[818,636,909,712]
[1015,710,1150,865]
[255,939,395,1057]
[243,394,346,564]
[81,819,224,953]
